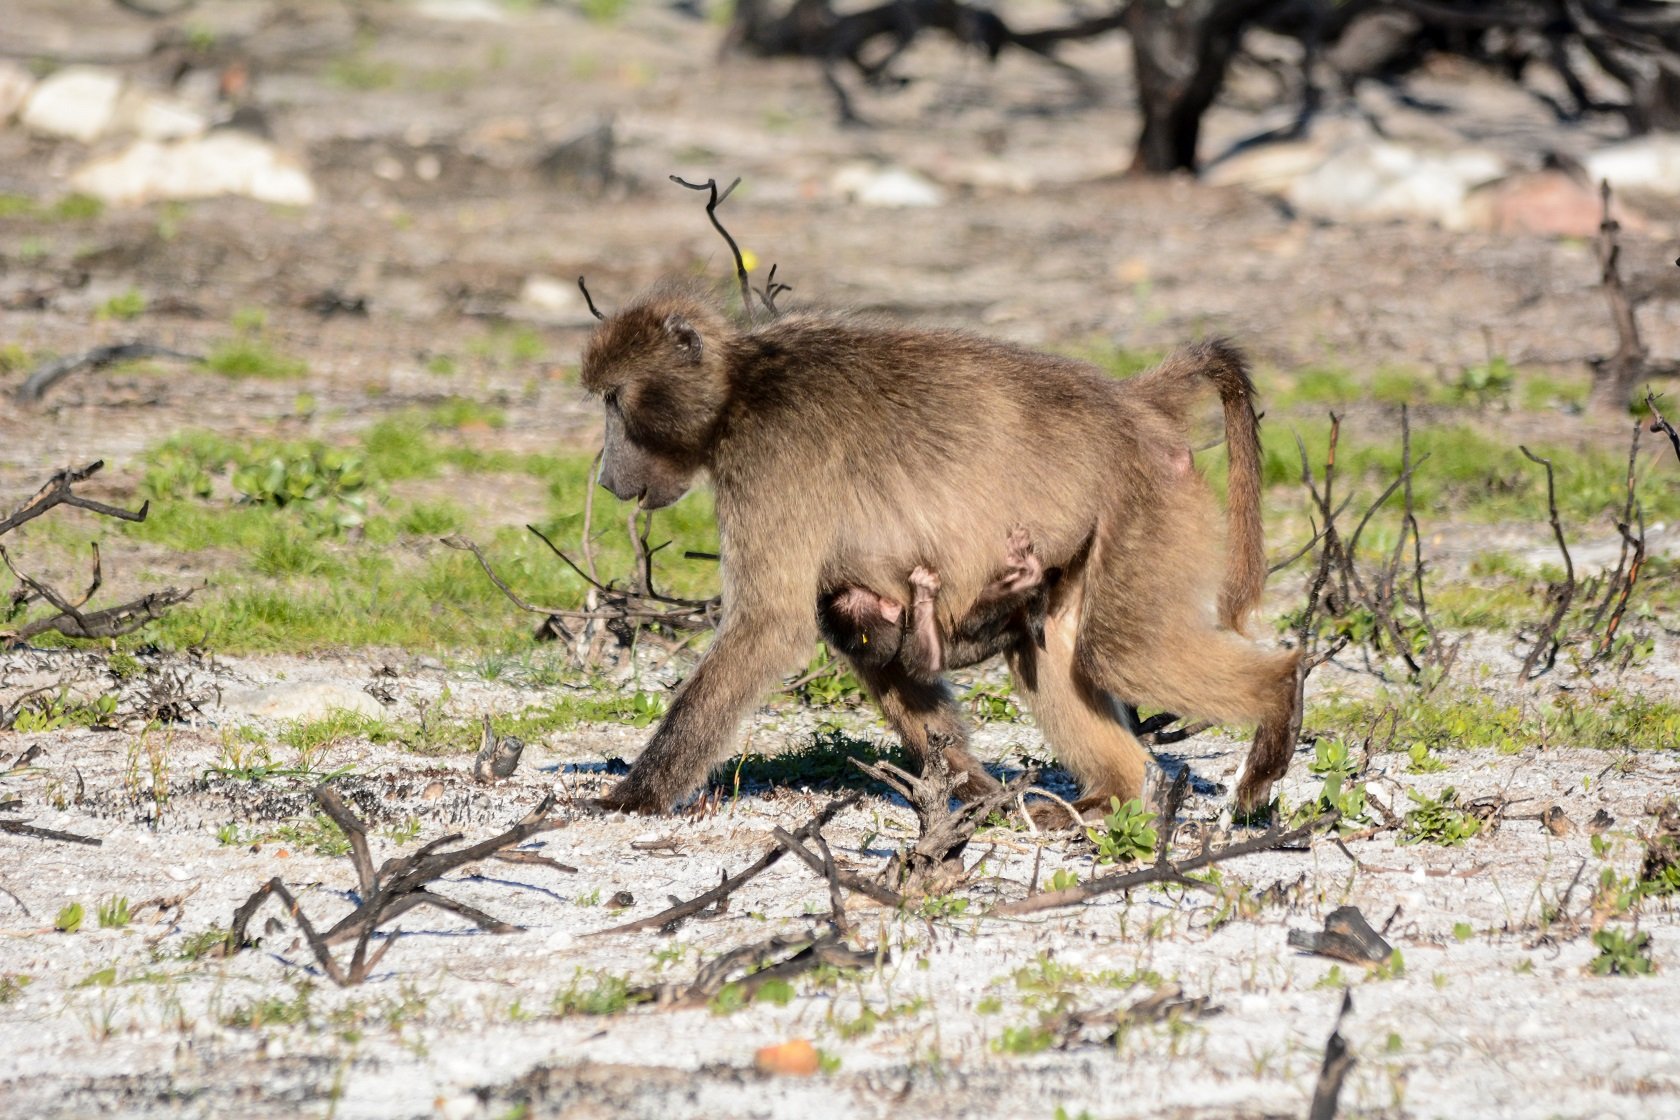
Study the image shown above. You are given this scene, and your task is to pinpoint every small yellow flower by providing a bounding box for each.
[740,248,759,273]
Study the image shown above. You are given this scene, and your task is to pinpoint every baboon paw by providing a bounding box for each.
[596,781,668,815]
[909,565,941,598]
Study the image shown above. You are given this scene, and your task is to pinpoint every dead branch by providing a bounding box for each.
[1,462,193,649]
[593,793,862,935]
[670,175,755,322]
[771,825,904,908]
[13,343,202,405]
[1518,446,1577,681]
[1649,392,1680,463]
[577,276,607,321]
[1307,990,1357,1120]
[989,814,1329,918]
[0,461,148,538]
[852,744,1034,898]
[0,818,103,846]
[1590,180,1651,413]
[637,927,878,1009]
[229,786,563,985]
[1288,905,1394,965]
[1590,421,1647,663]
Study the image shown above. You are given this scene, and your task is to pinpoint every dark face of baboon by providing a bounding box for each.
[581,289,734,509]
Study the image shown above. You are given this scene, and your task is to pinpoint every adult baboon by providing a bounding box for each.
[820,527,1050,677]
[581,282,1298,816]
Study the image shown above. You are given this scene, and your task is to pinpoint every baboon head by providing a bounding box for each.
[580,288,733,510]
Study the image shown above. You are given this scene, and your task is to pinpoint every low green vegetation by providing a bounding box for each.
[1311,688,1680,757]
[1087,797,1158,864]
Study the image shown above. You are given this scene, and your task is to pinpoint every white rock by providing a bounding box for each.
[22,66,123,142]
[517,274,580,316]
[1286,140,1504,228]
[0,61,35,124]
[115,88,208,141]
[831,162,945,208]
[219,681,384,721]
[1585,135,1680,197]
[70,131,317,207]
[415,0,510,21]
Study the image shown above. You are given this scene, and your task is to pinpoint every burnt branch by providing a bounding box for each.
[1,461,193,649]
[577,276,607,321]
[1650,392,1680,463]
[852,745,1035,898]
[1517,446,1577,681]
[1307,990,1357,1120]
[228,786,563,986]
[593,793,862,935]
[13,343,201,405]
[0,818,103,846]
[637,928,878,1009]
[670,175,754,323]
[1589,180,1652,412]
[989,813,1329,918]
[0,461,148,538]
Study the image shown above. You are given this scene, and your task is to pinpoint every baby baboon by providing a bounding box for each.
[581,282,1297,817]
[820,527,1049,677]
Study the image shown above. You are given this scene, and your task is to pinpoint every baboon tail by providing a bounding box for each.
[1197,340,1267,633]
[1128,339,1267,632]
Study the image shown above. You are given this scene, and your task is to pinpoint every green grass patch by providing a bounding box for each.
[205,337,308,380]
[112,428,720,654]
[1312,687,1680,756]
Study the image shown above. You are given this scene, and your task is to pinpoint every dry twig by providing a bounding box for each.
[229,786,562,986]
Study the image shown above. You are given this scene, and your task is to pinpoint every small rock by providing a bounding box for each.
[1542,805,1573,837]
[832,163,945,208]
[518,274,580,316]
[415,0,511,21]
[537,119,614,194]
[1585,135,1680,198]
[115,88,208,141]
[421,781,446,801]
[0,61,36,124]
[71,131,317,207]
[1286,140,1504,228]
[22,66,123,142]
[219,681,385,721]
[755,1039,821,1076]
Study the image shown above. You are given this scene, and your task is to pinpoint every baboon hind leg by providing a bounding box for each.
[1075,518,1302,813]
[848,657,999,800]
[1005,576,1156,822]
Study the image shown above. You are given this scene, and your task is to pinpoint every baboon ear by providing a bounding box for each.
[663,314,704,363]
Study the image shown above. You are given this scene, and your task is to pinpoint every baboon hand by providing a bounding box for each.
[597,778,668,815]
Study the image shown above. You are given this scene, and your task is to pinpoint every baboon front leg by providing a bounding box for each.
[850,657,998,800]
[1005,578,1155,820]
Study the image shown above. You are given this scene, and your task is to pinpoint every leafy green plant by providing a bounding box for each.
[97,288,147,321]
[993,1023,1055,1055]
[552,970,645,1016]
[1451,356,1514,407]
[1293,739,1369,828]
[1399,787,1481,846]
[205,336,308,380]
[965,682,1021,722]
[1087,796,1157,864]
[1047,869,1080,891]
[0,974,31,1004]
[1590,928,1655,977]
[55,903,85,933]
[97,896,132,930]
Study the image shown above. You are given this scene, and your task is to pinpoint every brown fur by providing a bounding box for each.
[582,283,1298,815]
